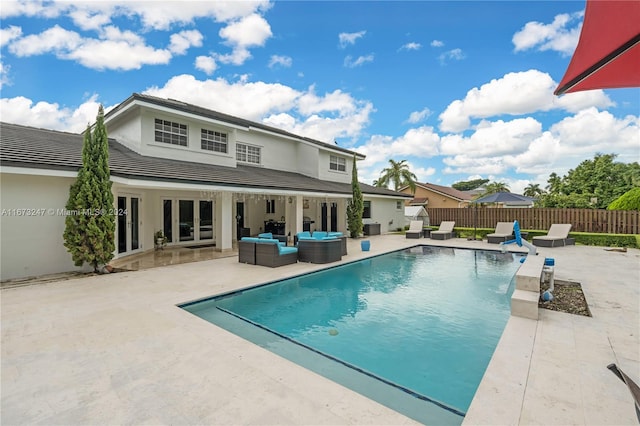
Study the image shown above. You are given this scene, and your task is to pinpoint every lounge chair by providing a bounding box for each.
[532,224,575,247]
[607,363,640,422]
[487,221,515,244]
[406,220,423,239]
[430,221,455,240]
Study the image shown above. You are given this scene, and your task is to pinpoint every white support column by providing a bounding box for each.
[216,192,233,252]
[294,195,304,234]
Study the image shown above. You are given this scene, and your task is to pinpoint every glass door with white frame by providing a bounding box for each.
[117,195,141,254]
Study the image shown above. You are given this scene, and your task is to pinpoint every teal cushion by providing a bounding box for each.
[296,231,311,239]
[321,237,338,240]
[258,232,273,239]
[313,231,328,239]
[241,237,262,243]
[328,232,343,237]
[279,246,298,255]
[256,239,280,245]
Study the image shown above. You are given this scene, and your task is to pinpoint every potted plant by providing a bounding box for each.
[154,230,166,249]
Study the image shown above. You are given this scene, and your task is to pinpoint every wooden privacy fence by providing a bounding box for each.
[426,208,640,235]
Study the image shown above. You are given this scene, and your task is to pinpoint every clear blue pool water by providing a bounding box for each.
[181,246,524,425]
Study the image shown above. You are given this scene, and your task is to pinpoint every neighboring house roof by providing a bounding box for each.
[106,93,365,159]
[402,182,473,202]
[0,122,409,198]
[471,192,535,206]
[409,197,428,206]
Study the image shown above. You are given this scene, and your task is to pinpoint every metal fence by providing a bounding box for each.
[426,208,640,235]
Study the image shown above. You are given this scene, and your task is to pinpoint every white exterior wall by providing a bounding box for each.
[105,109,143,152]
[296,144,319,179]
[364,196,406,233]
[0,172,90,281]
[235,131,299,174]
[317,150,351,184]
[136,109,238,167]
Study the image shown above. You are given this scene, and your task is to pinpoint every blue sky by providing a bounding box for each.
[1,1,638,193]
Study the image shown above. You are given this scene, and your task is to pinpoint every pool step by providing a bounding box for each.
[510,256,545,320]
[511,289,540,319]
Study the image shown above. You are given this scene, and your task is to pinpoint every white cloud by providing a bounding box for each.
[338,30,366,48]
[195,55,217,75]
[0,63,11,89]
[3,2,272,70]
[0,1,272,30]
[219,13,272,48]
[268,55,292,68]
[406,108,432,124]
[438,48,465,64]
[512,11,583,56]
[430,40,444,47]
[0,95,100,132]
[438,69,613,133]
[357,126,441,174]
[344,54,374,68]
[168,30,203,55]
[7,24,172,70]
[0,25,22,48]
[8,25,82,56]
[440,117,542,157]
[144,74,374,144]
[438,107,638,181]
[399,42,421,51]
[214,13,272,66]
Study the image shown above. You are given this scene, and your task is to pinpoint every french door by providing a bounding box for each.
[162,198,214,244]
[117,195,142,255]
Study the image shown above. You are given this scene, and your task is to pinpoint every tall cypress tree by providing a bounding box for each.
[63,105,115,272]
[346,154,364,238]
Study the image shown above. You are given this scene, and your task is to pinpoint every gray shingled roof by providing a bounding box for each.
[0,122,409,198]
[108,93,365,159]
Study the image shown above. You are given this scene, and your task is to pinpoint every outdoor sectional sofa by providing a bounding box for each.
[239,237,297,267]
[296,231,345,263]
[255,239,298,267]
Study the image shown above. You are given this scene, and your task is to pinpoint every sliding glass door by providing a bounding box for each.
[117,194,141,255]
[162,198,214,244]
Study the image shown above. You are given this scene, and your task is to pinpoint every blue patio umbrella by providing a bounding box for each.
[469,192,536,239]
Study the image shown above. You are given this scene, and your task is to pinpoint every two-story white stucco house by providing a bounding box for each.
[0,93,410,281]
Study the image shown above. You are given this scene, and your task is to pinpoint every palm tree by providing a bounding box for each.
[483,181,510,194]
[375,159,417,193]
[546,172,563,194]
[523,183,544,197]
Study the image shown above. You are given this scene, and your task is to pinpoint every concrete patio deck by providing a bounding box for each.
[2,235,639,425]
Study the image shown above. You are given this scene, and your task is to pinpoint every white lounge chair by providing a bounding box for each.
[486,221,515,244]
[430,221,455,240]
[405,220,423,239]
[533,224,575,247]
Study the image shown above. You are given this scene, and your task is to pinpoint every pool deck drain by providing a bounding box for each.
[1,235,638,425]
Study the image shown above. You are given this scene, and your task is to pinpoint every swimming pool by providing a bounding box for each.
[181,246,524,425]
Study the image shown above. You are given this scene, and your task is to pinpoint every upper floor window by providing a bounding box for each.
[236,143,261,165]
[396,201,403,210]
[201,129,228,153]
[329,155,346,172]
[155,118,187,146]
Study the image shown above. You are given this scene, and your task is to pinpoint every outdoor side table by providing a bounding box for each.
[422,228,432,238]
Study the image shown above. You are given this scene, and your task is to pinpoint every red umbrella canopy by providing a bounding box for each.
[554,0,640,95]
